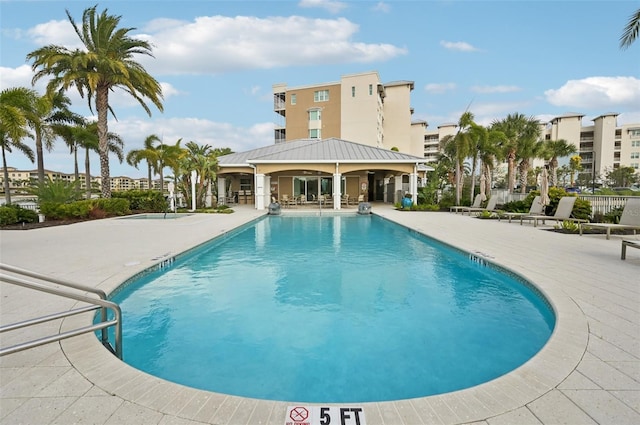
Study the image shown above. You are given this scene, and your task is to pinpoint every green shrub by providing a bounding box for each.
[112,190,165,212]
[61,201,92,218]
[555,220,581,233]
[91,198,130,216]
[27,178,82,204]
[0,206,18,226]
[501,199,531,213]
[603,207,623,224]
[38,202,67,220]
[10,205,38,224]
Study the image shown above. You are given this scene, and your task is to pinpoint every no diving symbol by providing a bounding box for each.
[290,406,309,422]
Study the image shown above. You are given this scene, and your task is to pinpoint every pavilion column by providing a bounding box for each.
[217,177,226,205]
[333,173,341,209]
[255,173,266,210]
[394,175,403,204]
[410,170,418,204]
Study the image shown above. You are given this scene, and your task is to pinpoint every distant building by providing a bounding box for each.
[422,113,640,182]
[0,167,165,195]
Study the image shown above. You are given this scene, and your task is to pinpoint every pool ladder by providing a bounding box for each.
[0,263,123,359]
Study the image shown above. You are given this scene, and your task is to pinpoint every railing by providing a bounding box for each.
[578,195,631,216]
[0,263,122,359]
[489,191,635,216]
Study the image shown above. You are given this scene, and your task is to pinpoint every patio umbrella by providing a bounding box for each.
[479,173,487,201]
[540,168,550,206]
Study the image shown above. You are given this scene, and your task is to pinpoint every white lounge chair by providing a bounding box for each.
[462,196,498,216]
[582,198,640,239]
[522,196,589,228]
[498,196,544,224]
[450,194,482,214]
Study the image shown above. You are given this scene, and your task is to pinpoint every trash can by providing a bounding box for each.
[268,202,282,215]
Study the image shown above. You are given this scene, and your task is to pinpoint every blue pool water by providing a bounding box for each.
[108,215,554,403]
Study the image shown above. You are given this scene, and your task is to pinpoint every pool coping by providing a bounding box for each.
[54,209,589,424]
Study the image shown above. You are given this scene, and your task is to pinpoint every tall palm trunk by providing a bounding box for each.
[550,158,559,187]
[519,159,530,194]
[85,147,92,199]
[73,144,80,183]
[35,133,45,186]
[96,85,111,198]
[484,163,492,197]
[147,165,153,191]
[507,150,516,193]
[2,147,11,204]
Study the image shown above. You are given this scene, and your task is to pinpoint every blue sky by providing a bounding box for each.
[1,0,639,177]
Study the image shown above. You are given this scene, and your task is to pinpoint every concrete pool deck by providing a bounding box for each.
[0,204,638,425]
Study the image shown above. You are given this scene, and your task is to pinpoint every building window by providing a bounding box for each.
[631,152,640,159]
[351,86,355,97]
[369,84,373,95]
[314,90,329,102]
[240,178,252,191]
[631,163,639,169]
[632,140,640,147]
[309,129,321,139]
[629,129,640,137]
[309,109,321,121]
[291,94,296,105]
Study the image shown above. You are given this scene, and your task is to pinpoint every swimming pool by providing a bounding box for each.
[108,214,554,403]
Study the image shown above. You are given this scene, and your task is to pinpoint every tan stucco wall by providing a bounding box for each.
[285,83,341,140]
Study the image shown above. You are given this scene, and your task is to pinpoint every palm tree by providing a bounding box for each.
[79,121,124,198]
[181,141,220,208]
[0,87,37,204]
[620,8,640,50]
[491,113,541,193]
[470,124,506,199]
[515,131,545,194]
[27,91,80,186]
[27,5,163,198]
[155,139,183,194]
[126,134,162,191]
[440,111,474,204]
[544,139,577,187]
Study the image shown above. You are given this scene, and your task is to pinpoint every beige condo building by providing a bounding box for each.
[273,71,426,157]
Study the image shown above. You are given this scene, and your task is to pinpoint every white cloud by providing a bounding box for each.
[27,19,80,48]
[21,15,406,77]
[298,0,348,14]
[138,15,406,75]
[545,76,640,110]
[440,40,479,52]
[372,2,391,13]
[424,83,456,94]
[0,65,40,91]
[471,85,521,94]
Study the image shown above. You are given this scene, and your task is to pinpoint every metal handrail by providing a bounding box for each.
[0,263,122,359]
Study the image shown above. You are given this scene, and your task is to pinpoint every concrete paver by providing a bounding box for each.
[1,205,639,424]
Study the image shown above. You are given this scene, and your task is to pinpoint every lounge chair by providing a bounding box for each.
[498,196,544,224]
[581,198,640,239]
[522,196,589,228]
[462,196,498,216]
[450,194,482,214]
[621,239,640,260]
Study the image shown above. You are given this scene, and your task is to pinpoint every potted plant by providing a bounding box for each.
[401,193,413,209]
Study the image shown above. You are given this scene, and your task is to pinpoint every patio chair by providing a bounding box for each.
[498,196,544,224]
[450,194,482,214]
[341,194,350,206]
[581,198,640,239]
[461,196,498,216]
[522,196,589,228]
